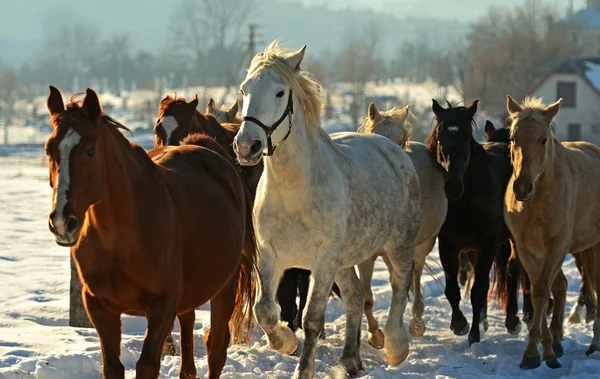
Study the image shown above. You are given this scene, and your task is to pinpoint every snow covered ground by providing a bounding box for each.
[0,153,599,378]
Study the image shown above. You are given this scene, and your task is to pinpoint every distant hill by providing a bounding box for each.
[0,0,471,66]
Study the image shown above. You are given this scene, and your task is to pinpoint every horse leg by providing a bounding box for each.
[254,254,295,355]
[381,247,414,367]
[334,267,365,377]
[205,275,237,379]
[586,245,600,356]
[505,241,522,335]
[136,297,177,378]
[83,291,124,379]
[577,251,597,323]
[522,272,534,330]
[177,311,197,379]
[162,327,177,356]
[277,268,300,331]
[439,237,468,335]
[410,238,435,338]
[549,269,567,360]
[468,241,495,346]
[357,256,384,349]
[296,269,309,332]
[294,257,338,379]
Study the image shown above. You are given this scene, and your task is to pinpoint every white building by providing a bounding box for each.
[529,56,600,145]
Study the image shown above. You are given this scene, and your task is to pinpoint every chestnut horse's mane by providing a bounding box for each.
[64,93,133,136]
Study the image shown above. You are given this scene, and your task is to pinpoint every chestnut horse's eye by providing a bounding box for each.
[87,148,96,157]
[541,138,547,145]
[276,91,285,98]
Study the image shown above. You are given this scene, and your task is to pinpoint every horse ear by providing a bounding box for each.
[206,97,216,113]
[47,85,65,119]
[284,45,306,70]
[368,102,380,121]
[82,88,102,120]
[161,95,170,103]
[466,99,478,117]
[506,95,522,116]
[484,120,496,139]
[189,94,198,109]
[432,99,446,117]
[228,98,239,118]
[544,98,562,120]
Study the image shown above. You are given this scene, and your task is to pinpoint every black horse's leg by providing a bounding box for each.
[277,269,299,331]
[468,238,496,345]
[297,269,310,330]
[505,241,522,334]
[439,236,469,336]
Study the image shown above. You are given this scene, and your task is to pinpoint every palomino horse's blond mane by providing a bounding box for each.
[509,96,556,138]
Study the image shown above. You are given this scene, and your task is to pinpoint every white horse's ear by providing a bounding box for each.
[368,102,380,121]
[284,45,306,70]
[506,95,522,116]
[544,98,562,120]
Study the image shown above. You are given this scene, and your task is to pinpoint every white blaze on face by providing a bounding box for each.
[53,128,81,233]
[161,116,179,145]
[448,126,459,133]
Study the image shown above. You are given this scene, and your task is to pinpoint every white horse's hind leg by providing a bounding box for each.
[410,238,435,338]
[294,256,338,379]
[254,254,297,355]
[335,267,365,376]
[358,256,385,349]
[382,248,414,366]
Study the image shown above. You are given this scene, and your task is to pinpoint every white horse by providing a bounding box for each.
[358,103,447,344]
[233,41,422,379]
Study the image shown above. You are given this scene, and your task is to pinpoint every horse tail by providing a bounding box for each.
[579,248,598,307]
[229,179,259,345]
[489,241,513,310]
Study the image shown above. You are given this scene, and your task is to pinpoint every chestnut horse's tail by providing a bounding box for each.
[229,178,259,345]
[489,240,514,310]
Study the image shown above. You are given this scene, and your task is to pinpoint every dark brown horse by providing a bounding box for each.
[45,86,257,379]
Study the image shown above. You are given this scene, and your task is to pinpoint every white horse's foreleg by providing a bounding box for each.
[335,267,365,376]
[357,256,385,349]
[383,249,414,366]
[254,254,296,355]
[410,237,436,338]
[294,256,338,379]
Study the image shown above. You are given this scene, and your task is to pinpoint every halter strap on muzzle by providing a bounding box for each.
[242,90,294,156]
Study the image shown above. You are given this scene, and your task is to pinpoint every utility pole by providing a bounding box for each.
[248,24,258,68]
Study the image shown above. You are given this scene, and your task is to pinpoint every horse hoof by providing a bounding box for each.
[161,340,177,357]
[520,355,541,370]
[273,328,298,355]
[553,345,564,358]
[507,320,522,335]
[368,329,385,350]
[468,332,480,346]
[586,344,599,356]
[340,356,364,377]
[451,321,470,336]
[409,318,426,338]
[545,357,561,369]
[386,348,409,366]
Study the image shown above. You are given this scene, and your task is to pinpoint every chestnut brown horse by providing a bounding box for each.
[45,86,257,379]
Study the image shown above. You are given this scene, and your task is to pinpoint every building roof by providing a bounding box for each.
[530,56,600,95]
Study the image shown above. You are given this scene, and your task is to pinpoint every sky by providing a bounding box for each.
[0,0,590,65]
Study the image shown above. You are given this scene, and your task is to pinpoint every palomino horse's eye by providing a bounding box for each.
[276,91,285,98]
[87,148,96,158]
[541,138,547,145]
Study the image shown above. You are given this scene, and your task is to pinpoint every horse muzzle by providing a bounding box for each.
[513,179,534,202]
[234,137,263,166]
[48,214,81,247]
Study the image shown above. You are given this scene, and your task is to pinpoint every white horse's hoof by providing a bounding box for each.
[386,348,409,366]
[368,329,385,349]
[272,327,298,355]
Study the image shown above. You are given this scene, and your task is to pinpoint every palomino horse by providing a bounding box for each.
[154,95,335,341]
[45,86,257,379]
[357,102,447,343]
[426,100,514,345]
[206,97,242,124]
[505,95,600,369]
[484,120,597,327]
[234,41,421,378]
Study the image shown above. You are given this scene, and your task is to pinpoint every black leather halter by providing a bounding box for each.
[242,90,294,156]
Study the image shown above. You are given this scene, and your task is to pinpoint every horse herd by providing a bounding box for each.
[41,40,600,379]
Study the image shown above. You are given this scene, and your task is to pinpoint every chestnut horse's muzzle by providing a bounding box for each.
[48,213,81,247]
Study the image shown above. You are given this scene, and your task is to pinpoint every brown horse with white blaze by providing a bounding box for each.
[44,86,257,379]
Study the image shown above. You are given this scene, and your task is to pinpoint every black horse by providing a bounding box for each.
[426,100,513,345]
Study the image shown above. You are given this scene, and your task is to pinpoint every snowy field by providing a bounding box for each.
[0,152,599,379]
